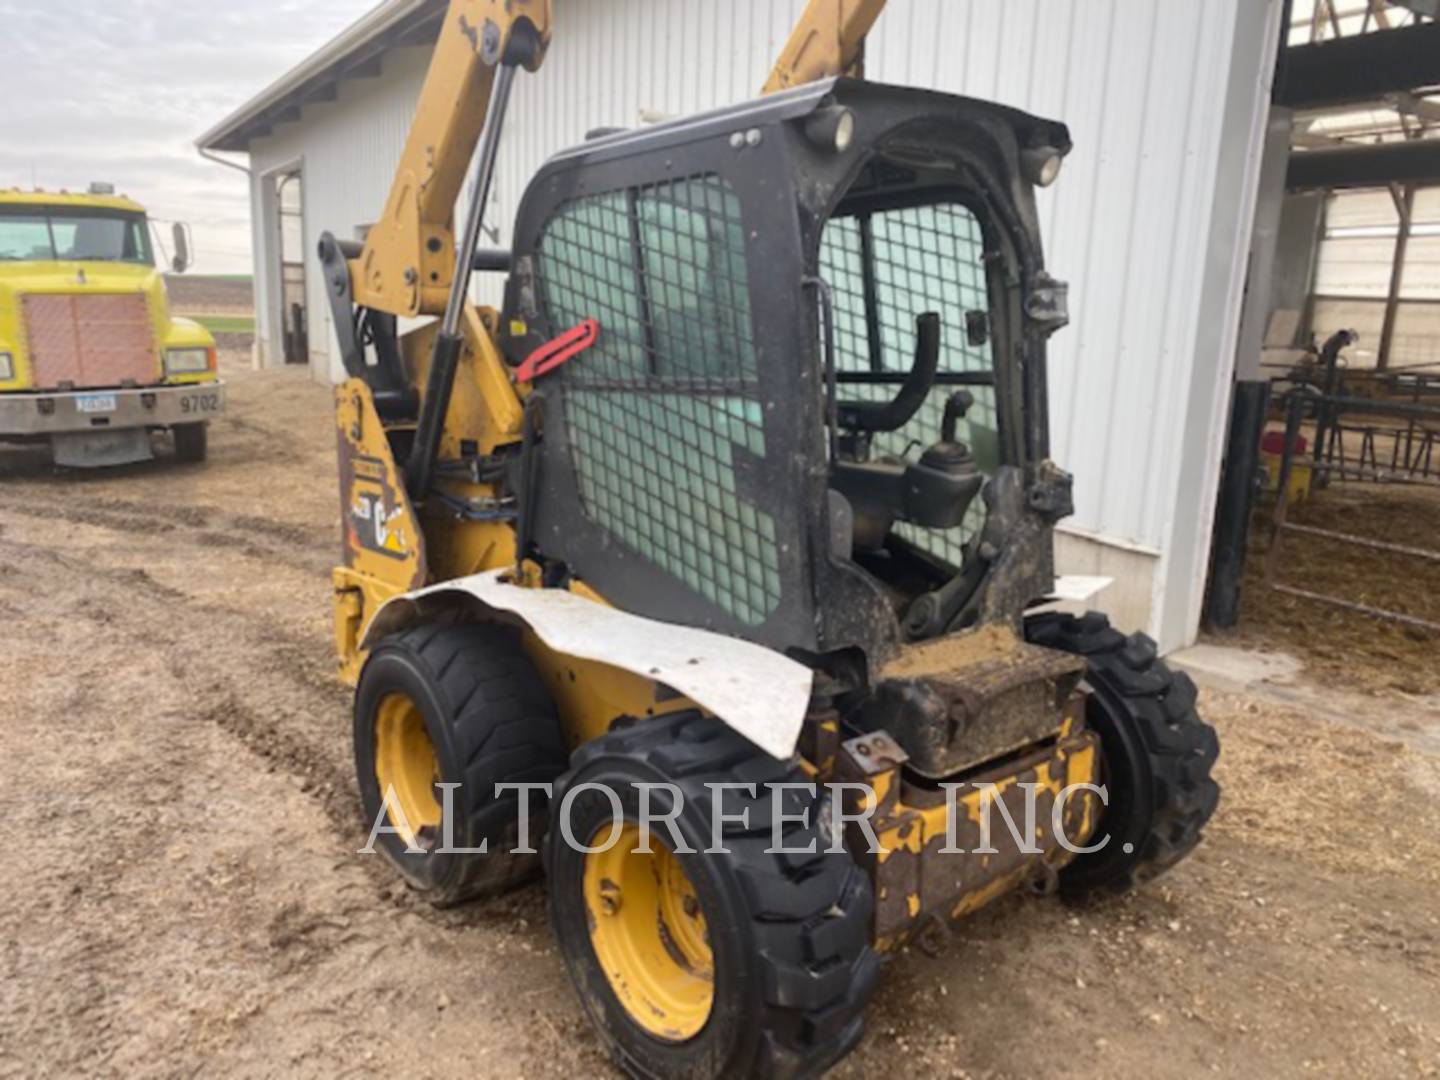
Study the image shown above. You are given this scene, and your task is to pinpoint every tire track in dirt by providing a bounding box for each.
[0,493,335,577]
[1,532,501,931]
[213,411,319,466]
[0,570,256,1073]
[3,535,357,837]
[0,462,450,928]
[5,536,600,930]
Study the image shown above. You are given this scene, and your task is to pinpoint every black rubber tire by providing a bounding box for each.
[354,622,568,907]
[1025,611,1220,896]
[173,422,208,463]
[545,712,878,1080]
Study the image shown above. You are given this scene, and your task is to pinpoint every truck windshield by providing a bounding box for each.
[0,209,153,265]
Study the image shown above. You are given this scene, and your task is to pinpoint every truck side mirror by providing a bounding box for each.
[172,222,192,274]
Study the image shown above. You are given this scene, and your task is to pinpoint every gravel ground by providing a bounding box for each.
[2,355,1438,1078]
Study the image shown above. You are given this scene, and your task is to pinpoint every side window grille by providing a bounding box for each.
[535,174,782,626]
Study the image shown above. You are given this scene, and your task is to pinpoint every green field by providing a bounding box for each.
[189,313,256,334]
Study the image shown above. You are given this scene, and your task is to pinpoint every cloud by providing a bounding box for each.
[3,0,378,273]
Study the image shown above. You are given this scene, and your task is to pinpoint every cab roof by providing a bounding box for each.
[0,189,147,214]
[545,76,1071,173]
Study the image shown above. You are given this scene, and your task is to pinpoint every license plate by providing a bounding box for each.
[76,393,117,415]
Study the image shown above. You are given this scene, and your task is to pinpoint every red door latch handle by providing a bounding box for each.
[515,319,600,383]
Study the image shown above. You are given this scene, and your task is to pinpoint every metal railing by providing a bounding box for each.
[1264,385,1440,634]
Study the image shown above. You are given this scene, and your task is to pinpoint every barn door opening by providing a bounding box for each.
[277,170,308,366]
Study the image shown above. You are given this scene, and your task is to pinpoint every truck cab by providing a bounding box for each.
[0,186,224,467]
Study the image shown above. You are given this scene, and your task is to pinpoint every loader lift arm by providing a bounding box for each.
[334,0,553,504]
[352,0,551,320]
[763,0,887,93]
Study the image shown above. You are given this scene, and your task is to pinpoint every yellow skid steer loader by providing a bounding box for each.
[319,2,1220,1075]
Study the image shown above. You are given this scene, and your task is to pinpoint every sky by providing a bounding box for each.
[1,0,379,275]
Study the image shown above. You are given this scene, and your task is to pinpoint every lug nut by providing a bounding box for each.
[599,881,622,916]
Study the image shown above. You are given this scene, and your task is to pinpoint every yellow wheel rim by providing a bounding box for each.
[584,823,714,1041]
[373,692,442,848]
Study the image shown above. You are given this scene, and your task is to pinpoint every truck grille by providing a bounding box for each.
[22,294,158,389]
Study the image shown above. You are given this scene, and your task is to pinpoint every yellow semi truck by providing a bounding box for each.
[0,185,223,467]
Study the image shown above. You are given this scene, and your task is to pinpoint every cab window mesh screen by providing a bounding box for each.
[536,174,782,626]
[535,191,648,373]
[638,182,756,381]
[820,202,997,567]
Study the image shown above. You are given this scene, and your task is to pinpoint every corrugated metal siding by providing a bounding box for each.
[487,0,1267,553]
[242,0,1278,645]
[493,0,805,253]
[871,1,1250,555]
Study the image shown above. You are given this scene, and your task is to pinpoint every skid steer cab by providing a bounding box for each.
[325,8,1220,1076]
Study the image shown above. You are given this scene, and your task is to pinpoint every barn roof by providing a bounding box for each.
[197,0,441,153]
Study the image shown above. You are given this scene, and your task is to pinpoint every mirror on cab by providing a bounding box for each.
[172,222,192,274]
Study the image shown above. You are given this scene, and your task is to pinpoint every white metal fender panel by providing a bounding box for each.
[1024,575,1116,618]
[1048,575,1115,605]
[362,569,815,761]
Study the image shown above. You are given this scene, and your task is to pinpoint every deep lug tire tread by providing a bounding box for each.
[355,623,567,907]
[1026,611,1220,895]
[547,712,877,1080]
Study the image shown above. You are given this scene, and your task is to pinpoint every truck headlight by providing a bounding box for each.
[165,347,212,375]
[0,353,13,381]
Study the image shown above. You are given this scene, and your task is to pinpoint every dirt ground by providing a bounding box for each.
[3,356,1440,1078]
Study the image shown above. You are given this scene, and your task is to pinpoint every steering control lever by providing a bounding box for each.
[837,312,940,433]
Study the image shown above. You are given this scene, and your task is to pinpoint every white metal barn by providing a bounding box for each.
[198,0,1286,652]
